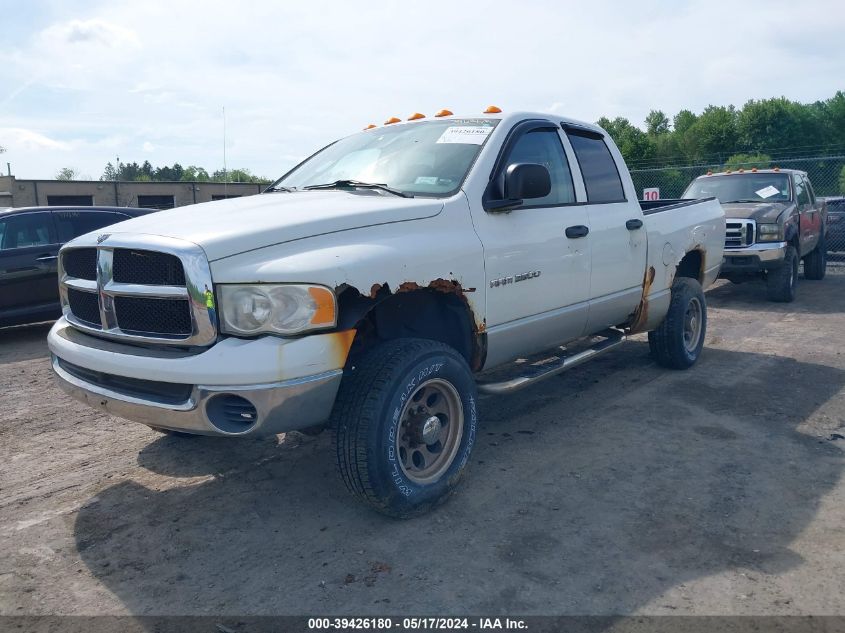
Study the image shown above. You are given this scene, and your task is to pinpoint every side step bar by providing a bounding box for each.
[476,329,627,395]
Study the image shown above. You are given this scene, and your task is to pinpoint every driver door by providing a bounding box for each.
[469,121,591,363]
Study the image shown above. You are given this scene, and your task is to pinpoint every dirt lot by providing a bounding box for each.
[1,267,844,618]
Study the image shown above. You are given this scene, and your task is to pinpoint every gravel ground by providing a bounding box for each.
[1,265,844,617]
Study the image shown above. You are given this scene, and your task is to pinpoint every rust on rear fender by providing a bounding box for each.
[627,266,656,334]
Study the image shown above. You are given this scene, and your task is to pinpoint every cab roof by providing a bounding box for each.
[699,168,806,178]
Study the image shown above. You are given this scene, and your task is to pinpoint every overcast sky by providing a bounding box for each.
[1,0,844,180]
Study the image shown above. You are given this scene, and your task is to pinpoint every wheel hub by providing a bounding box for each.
[396,378,464,485]
[420,415,441,444]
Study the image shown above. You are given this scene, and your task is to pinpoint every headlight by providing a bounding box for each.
[218,284,336,336]
[757,223,782,242]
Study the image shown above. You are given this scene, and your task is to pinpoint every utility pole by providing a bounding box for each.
[223,106,228,199]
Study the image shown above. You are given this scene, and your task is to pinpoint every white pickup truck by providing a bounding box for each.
[48,109,725,517]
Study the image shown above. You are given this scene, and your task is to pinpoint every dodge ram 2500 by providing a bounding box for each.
[683,168,827,302]
[48,109,725,517]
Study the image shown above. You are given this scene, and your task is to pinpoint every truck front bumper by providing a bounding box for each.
[48,318,353,437]
[719,242,787,275]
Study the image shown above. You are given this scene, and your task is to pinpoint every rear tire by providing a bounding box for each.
[648,277,707,370]
[803,233,827,280]
[766,245,798,302]
[331,338,478,518]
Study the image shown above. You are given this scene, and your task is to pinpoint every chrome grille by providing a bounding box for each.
[67,287,100,325]
[59,234,216,347]
[725,219,756,249]
[113,249,186,286]
[114,296,192,335]
[62,248,97,280]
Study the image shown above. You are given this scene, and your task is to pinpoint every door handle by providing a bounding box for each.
[36,255,58,262]
[626,219,643,230]
[565,225,589,239]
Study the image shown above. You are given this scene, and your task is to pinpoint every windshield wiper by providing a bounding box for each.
[265,184,296,192]
[302,179,412,198]
[724,198,767,203]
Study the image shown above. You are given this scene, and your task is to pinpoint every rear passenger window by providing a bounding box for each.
[803,176,816,204]
[0,213,55,250]
[503,129,575,206]
[793,175,809,205]
[566,131,626,203]
[54,211,129,242]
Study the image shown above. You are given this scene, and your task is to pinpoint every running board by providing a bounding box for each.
[476,329,627,395]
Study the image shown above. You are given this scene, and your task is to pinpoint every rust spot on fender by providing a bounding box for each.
[628,266,656,334]
[355,278,489,370]
[328,328,357,368]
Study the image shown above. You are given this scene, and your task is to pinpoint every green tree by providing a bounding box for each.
[100,162,118,181]
[737,97,825,153]
[56,167,78,181]
[597,116,655,164]
[645,110,670,136]
[723,153,772,170]
[685,105,738,163]
[210,167,271,184]
[180,165,210,182]
[673,109,698,136]
[839,165,845,194]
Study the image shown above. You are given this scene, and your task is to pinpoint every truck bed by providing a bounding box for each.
[640,197,717,214]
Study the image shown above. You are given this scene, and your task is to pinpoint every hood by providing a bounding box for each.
[720,201,793,223]
[101,190,443,261]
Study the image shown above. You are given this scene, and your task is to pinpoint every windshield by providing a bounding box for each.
[683,173,791,203]
[273,119,499,197]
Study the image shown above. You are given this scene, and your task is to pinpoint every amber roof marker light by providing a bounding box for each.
[407,112,425,120]
[363,124,377,130]
[484,105,502,113]
[434,109,453,117]
[384,116,401,125]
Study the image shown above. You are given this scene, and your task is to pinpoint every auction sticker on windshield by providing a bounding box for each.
[437,126,493,145]
[755,185,780,199]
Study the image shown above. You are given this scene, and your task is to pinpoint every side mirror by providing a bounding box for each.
[505,163,551,201]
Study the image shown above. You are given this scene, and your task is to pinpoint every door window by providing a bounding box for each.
[502,129,575,207]
[793,174,810,205]
[0,213,55,250]
[566,131,626,203]
[53,210,129,242]
[803,176,816,204]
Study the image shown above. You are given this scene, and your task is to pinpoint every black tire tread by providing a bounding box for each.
[766,245,798,302]
[648,277,705,370]
[331,338,461,517]
[803,233,827,281]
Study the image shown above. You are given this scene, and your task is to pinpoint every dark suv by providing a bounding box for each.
[0,206,154,327]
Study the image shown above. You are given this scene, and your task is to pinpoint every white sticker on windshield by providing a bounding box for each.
[414,176,438,185]
[436,126,492,145]
[756,185,780,199]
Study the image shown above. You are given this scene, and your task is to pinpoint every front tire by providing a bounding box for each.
[766,245,798,302]
[803,233,827,280]
[648,277,707,370]
[331,338,478,518]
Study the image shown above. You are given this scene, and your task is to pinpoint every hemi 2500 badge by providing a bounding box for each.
[490,271,541,288]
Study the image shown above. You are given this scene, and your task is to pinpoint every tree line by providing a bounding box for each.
[599,91,845,197]
[598,91,845,168]
[55,161,271,184]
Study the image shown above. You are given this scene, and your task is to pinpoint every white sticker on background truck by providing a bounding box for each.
[755,185,780,199]
[436,126,492,145]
